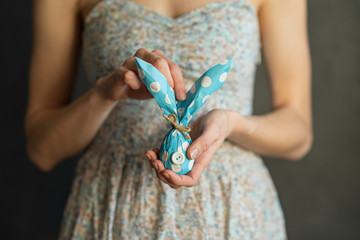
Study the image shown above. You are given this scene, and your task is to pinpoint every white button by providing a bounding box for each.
[171,152,185,165]
[172,164,182,173]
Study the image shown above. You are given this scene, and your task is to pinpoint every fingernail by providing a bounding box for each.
[146,154,152,161]
[178,92,186,101]
[162,173,170,179]
[152,162,158,171]
[190,148,199,159]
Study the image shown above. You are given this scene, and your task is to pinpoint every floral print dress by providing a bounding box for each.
[59,0,287,239]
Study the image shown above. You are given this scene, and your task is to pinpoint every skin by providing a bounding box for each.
[26,0,312,192]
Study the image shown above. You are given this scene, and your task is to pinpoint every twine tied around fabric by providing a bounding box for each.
[162,113,191,140]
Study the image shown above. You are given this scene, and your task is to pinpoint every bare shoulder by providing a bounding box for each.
[245,0,264,13]
[33,0,78,14]
[28,0,83,114]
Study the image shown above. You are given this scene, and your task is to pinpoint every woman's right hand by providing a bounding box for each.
[95,48,187,103]
[27,1,189,172]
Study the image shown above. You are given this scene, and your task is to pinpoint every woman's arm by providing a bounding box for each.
[145,0,312,189]
[226,0,313,160]
[25,0,114,171]
[179,0,313,163]
[26,0,187,171]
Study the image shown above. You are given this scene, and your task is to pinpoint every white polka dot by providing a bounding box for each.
[219,72,227,82]
[150,82,161,92]
[178,145,183,152]
[188,101,194,108]
[188,160,194,170]
[220,59,229,65]
[172,164,182,173]
[162,151,169,161]
[190,84,196,93]
[201,76,212,87]
[202,95,210,103]
[182,142,189,151]
[172,130,178,137]
[178,107,185,117]
[165,95,171,104]
[138,69,145,79]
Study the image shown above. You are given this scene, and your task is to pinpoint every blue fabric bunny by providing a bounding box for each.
[135,57,232,175]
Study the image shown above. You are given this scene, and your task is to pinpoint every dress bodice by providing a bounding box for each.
[82,0,261,155]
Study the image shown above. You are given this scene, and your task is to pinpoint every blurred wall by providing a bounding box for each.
[0,0,359,239]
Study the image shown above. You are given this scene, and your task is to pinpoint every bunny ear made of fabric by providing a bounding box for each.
[177,58,232,126]
[135,57,178,118]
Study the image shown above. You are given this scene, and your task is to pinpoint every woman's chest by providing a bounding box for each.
[83,0,260,76]
[79,0,260,22]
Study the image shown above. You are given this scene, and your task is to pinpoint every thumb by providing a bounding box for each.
[187,124,219,160]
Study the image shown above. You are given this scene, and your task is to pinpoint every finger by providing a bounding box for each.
[185,143,218,183]
[152,159,171,183]
[188,115,206,140]
[187,123,219,160]
[160,169,197,187]
[145,148,160,161]
[152,158,180,189]
[122,57,138,72]
[155,164,179,188]
[134,48,175,89]
[152,147,160,156]
[159,143,219,188]
[156,171,179,189]
[145,149,173,183]
[122,56,155,98]
[152,49,186,101]
[145,149,157,162]
[127,87,153,99]
[114,66,142,90]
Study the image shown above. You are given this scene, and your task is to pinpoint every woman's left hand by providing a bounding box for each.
[145,109,236,189]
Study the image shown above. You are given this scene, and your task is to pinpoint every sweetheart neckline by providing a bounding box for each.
[84,0,256,26]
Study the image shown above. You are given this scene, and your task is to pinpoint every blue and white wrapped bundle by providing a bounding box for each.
[135,57,231,175]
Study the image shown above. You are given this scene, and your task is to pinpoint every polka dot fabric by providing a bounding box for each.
[135,57,231,175]
[59,0,287,239]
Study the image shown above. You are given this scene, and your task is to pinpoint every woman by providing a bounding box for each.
[26,0,312,239]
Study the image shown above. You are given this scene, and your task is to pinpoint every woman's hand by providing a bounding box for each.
[95,48,187,104]
[145,109,237,189]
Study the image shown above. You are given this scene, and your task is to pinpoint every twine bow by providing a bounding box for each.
[163,113,191,140]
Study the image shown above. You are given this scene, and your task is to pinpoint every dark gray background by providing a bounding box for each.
[0,0,359,239]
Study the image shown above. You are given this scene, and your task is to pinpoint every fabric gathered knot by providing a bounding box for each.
[163,113,191,140]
